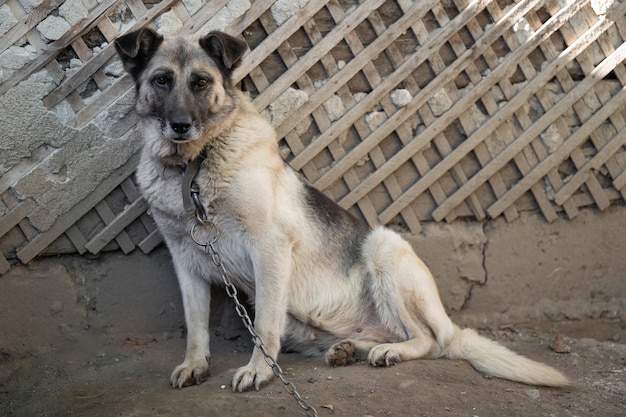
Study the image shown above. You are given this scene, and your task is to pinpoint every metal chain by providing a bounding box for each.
[189,184,319,417]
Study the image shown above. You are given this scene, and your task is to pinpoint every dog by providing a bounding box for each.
[114,28,570,392]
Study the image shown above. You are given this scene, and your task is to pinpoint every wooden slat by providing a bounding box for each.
[613,168,626,191]
[251,0,387,111]
[119,178,158,235]
[0,254,10,274]
[64,225,88,254]
[286,0,471,170]
[0,199,35,238]
[333,0,581,211]
[91,200,136,253]
[42,0,178,109]
[138,229,163,254]
[488,82,626,217]
[232,0,329,83]
[386,4,620,223]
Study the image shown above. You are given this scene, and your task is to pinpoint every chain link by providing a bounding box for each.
[190,186,318,417]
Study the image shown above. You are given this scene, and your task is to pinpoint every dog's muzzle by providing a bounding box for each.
[171,116,192,135]
[162,118,200,143]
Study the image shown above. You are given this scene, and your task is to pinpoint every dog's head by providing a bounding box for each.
[114,28,247,144]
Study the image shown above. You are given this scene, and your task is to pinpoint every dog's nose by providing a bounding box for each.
[170,118,192,134]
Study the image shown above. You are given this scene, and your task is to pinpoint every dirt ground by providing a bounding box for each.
[1,210,626,417]
[1,275,625,416]
[1,312,625,417]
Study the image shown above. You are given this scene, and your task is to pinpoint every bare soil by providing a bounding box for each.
[1,297,625,416]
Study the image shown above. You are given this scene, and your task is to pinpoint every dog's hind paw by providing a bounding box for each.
[232,363,274,392]
[170,357,210,389]
[325,340,356,367]
[368,344,402,367]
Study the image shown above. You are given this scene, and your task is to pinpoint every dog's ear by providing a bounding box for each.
[114,28,163,81]
[199,31,248,78]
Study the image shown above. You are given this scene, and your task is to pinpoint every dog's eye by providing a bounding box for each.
[153,75,170,88]
[195,78,211,90]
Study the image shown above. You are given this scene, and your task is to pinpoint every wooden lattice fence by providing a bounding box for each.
[1,0,626,273]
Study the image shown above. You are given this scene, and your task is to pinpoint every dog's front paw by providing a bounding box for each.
[170,357,210,389]
[368,343,402,367]
[232,363,274,392]
[325,340,356,366]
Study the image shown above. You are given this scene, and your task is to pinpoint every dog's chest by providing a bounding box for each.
[136,155,224,217]
[136,156,255,288]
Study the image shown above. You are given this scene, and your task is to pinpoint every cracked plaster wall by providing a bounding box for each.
[405,221,487,312]
[463,208,626,326]
[0,71,140,232]
[406,208,626,326]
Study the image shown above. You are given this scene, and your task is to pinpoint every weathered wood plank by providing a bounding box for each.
[613,168,626,191]
[384,3,618,223]
[487,79,626,218]
[85,196,149,254]
[232,0,329,83]
[64,225,88,255]
[42,0,177,109]
[138,229,163,254]
[0,199,35,239]
[92,200,136,253]
[333,0,576,214]
[251,0,386,111]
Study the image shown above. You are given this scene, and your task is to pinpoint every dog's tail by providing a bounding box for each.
[442,325,570,387]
